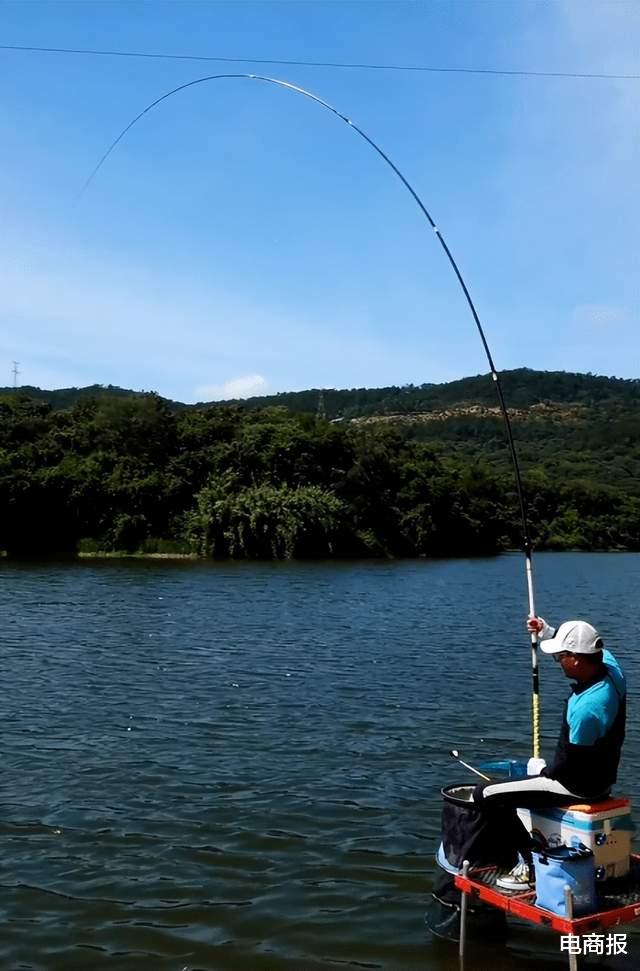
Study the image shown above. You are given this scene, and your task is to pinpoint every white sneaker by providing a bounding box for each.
[496,861,532,891]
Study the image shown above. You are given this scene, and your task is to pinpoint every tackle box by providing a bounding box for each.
[518,798,634,880]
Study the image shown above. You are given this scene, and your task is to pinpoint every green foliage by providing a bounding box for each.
[188,367,640,419]
[1,370,639,558]
[187,480,345,558]
[77,538,101,553]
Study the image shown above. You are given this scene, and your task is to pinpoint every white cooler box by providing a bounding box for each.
[518,797,634,880]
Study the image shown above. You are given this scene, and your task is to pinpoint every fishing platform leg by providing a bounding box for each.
[563,884,579,971]
[458,860,470,970]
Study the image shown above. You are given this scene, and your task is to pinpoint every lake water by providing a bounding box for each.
[2,553,639,971]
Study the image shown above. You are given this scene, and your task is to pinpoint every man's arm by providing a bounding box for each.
[542,708,608,781]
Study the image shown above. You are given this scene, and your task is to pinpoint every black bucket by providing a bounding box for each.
[441,784,476,807]
[425,871,507,942]
[440,783,520,872]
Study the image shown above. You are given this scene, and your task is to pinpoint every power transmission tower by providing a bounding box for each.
[12,361,20,388]
[316,389,326,420]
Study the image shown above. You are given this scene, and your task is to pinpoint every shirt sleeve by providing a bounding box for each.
[538,619,556,641]
[568,709,606,745]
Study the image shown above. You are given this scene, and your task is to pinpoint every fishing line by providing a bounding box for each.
[81,73,541,754]
[5,44,639,80]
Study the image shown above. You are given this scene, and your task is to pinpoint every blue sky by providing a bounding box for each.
[1,0,638,402]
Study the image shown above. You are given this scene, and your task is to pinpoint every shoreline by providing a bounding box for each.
[1,549,636,561]
[78,551,199,560]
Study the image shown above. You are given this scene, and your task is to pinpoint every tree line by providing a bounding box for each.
[1,390,639,558]
[4,368,640,417]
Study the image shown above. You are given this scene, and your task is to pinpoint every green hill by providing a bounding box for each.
[220,368,640,417]
[3,367,639,416]
[3,368,639,490]
[0,383,153,411]
[1,369,639,558]
[217,369,640,491]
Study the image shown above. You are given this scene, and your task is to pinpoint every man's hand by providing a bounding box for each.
[527,757,547,776]
[527,616,546,635]
[527,616,555,640]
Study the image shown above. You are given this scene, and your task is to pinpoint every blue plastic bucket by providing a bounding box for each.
[533,843,597,916]
[477,759,528,780]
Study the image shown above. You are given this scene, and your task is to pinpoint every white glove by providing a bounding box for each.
[527,757,547,776]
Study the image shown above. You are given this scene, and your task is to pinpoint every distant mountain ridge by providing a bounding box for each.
[222,368,640,420]
[2,368,639,417]
[0,383,162,412]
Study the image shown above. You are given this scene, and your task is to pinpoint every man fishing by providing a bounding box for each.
[473,615,627,890]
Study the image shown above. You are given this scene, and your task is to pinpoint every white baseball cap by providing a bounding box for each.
[540,620,603,655]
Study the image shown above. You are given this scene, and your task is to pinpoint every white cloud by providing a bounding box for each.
[572,305,630,329]
[0,233,284,395]
[1,230,451,400]
[194,374,268,401]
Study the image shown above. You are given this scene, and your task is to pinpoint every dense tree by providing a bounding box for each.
[1,370,639,558]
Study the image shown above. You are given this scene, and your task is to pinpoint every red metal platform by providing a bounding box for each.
[454,855,640,935]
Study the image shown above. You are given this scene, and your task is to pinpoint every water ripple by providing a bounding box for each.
[2,555,640,970]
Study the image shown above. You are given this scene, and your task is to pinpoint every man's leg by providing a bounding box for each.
[475,775,582,812]
[472,776,581,879]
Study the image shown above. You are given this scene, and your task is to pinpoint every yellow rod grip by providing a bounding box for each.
[532,692,540,759]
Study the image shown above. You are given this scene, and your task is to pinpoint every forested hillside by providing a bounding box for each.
[4,367,639,416]
[223,368,640,417]
[1,369,638,557]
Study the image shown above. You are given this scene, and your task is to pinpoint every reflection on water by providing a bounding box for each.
[2,553,639,970]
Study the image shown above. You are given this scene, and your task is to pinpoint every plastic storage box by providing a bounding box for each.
[533,843,597,916]
[518,798,634,880]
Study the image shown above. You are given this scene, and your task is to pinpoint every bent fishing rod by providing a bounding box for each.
[81,73,541,756]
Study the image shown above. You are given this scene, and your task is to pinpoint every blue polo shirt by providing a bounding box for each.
[567,650,626,745]
[544,649,627,797]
